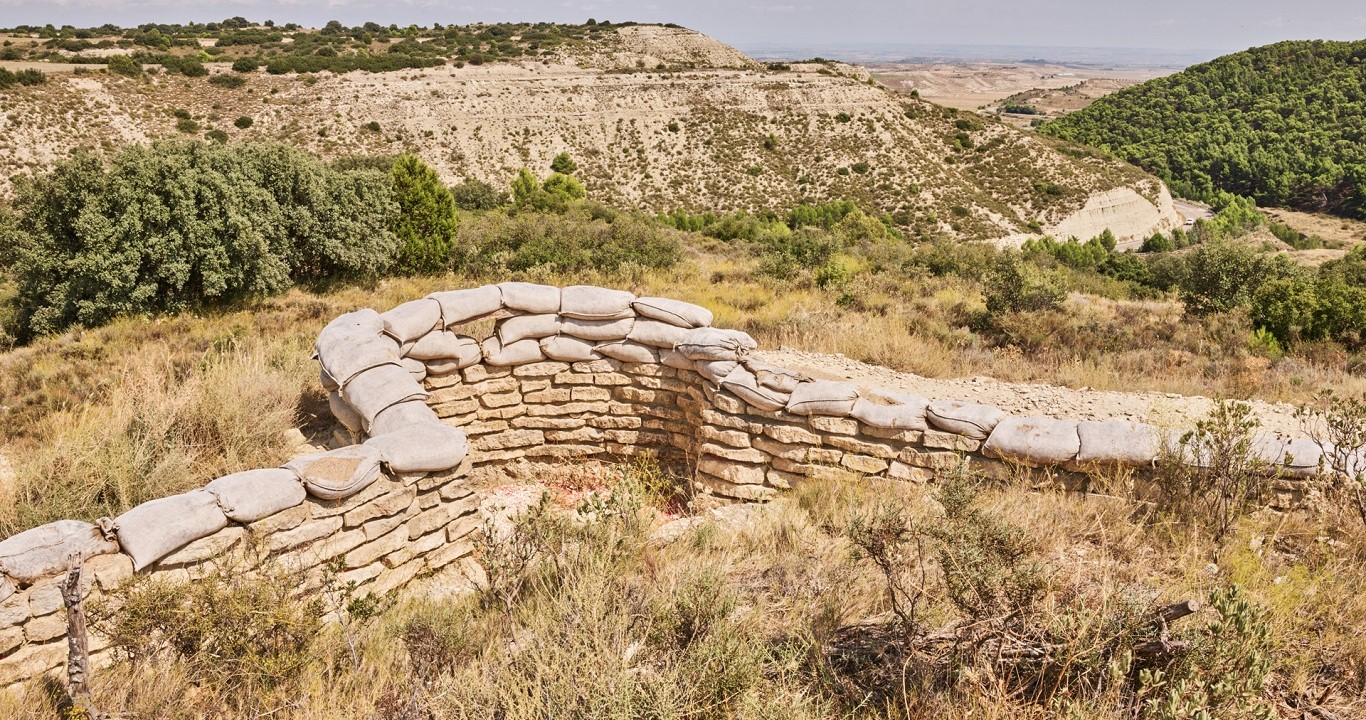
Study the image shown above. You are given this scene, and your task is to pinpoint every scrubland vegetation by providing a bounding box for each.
[1042,40,1366,220]
[0,18,675,77]
[5,440,1366,719]
[1,113,1365,717]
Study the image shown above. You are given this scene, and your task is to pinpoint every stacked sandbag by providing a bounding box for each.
[0,520,119,585]
[204,468,307,523]
[925,400,1006,441]
[1075,420,1162,467]
[114,491,229,571]
[786,380,859,417]
[285,445,384,501]
[983,417,1081,466]
[850,395,930,431]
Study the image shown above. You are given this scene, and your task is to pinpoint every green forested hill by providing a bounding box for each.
[1041,39,1366,219]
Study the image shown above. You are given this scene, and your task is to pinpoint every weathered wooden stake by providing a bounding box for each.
[61,560,94,716]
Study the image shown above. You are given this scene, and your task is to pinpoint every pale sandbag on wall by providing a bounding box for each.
[786,380,859,417]
[482,337,548,366]
[677,328,757,361]
[115,491,228,571]
[285,445,383,500]
[407,330,482,364]
[851,396,929,431]
[498,282,561,314]
[430,286,503,326]
[342,363,430,425]
[926,400,1006,440]
[983,416,1081,466]
[560,317,635,342]
[380,298,443,344]
[560,286,635,320]
[596,340,660,364]
[204,468,307,523]
[498,314,562,344]
[366,424,470,473]
[1075,420,1162,467]
[541,335,600,362]
[0,520,119,585]
[632,297,714,328]
[719,365,789,412]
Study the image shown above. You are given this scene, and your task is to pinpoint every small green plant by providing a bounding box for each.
[208,73,247,88]
[175,117,200,134]
[1295,391,1366,528]
[363,120,381,132]
[233,115,253,129]
[549,151,577,175]
[204,128,229,144]
[1138,585,1274,720]
[1156,401,1271,540]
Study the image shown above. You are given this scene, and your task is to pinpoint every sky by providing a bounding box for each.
[3,0,1365,54]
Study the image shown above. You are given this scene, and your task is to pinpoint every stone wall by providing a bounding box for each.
[3,282,1358,692]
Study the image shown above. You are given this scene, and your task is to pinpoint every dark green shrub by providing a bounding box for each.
[234,115,253,129]
[106,54,141,77]
[175,117,200,133]
[2,142,398,340]
[363,121,381,132]
[1179,241,1295,315]
[451,176,508,211]
[231,57,260,73]
[550,151,577,175]
[984,253,1066,314]
[390,153,460,273]
[205,128,229,144]
[0,68,46,87]
[208,73,247,88]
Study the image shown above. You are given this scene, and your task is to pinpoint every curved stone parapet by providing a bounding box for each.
[2,282,1360,691]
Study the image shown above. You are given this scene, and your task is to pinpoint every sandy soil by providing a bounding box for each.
[758,348,1311,440]
[869,62,1171,112]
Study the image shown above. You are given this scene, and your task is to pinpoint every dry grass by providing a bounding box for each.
[6,461,1364,719]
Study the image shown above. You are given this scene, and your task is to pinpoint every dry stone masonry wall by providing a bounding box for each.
[2,282,1360,692]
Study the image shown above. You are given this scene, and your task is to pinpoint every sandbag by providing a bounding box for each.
[115,491,228,571]
[285,445,384,501]
[0,520,120,584]
[786,380,859,417]
[632,297,714,328]
[204,468,307,523]
[627,319,689,349]
[561,317,635,341]
[677,328,758,362]
[430,286,503,327]
[720,365,789,412]
[426,358,465,376]
[560,285,635,320]
[984,417,1080,465]
[320,366,340,392]
[342,363,429,425]
[748,361,809,393]
[1277,438,1325,478]
[850,397,929,430]
[369,400,440,438]
[925,400,1006,440]
[380,298,442,344]
[315,309,399,386]
[407,330,482,362]
[1075,420,1162,467]
[660,348,695,371]
[498,282,561,314]
[541,335,600,362]
[498,314,562,344]
[695,359,739,383]
[366,423,470,473]
[482,336,547,366]
[596,341,660,364]
[402,356,428,382]
[329,391,363,432]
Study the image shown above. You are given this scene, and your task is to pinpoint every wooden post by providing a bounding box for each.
[61,560,94,716]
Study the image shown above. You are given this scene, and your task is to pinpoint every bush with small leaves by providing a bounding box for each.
[390,153,460,273]
[234,115,253,129]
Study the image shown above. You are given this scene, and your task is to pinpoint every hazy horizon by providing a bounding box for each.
[2,0,1364,57]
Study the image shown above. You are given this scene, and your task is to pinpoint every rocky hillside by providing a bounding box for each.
[0,25,1177,242]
